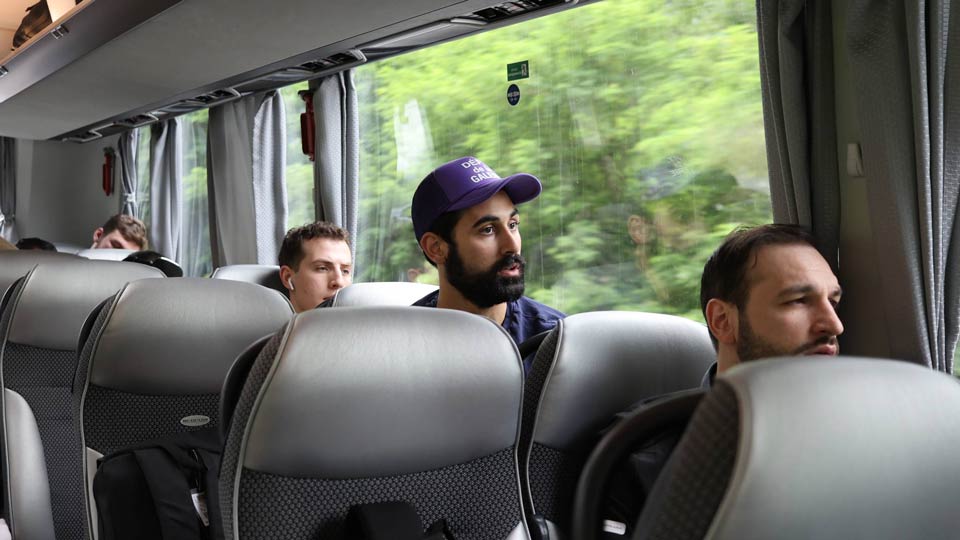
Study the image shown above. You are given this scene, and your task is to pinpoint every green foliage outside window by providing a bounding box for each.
[354,0,771,322]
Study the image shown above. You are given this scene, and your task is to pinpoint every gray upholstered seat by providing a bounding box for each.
[75,248,138,261]
[211,264,287,295]
[0,259,164,540]
[327,281,438,307]
[220,306,528,540]
[0,250,80,298]
[632,357,960,540]
[75,278,293,539]
[519,311,714,533]
[4,388,56,540]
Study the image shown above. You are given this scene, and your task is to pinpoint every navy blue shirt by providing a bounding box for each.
[412,290,566,371]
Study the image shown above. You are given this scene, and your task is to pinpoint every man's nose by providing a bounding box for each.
[815,300,844,336]
[501,227,521,255]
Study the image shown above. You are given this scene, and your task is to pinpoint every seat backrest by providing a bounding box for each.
[220,306,527,540]
[0,259,164,540]
[0,250,80,298]
[327,281,438,307]
[634,357,960,540]
[519,311,714,531]
[4,388,56,540]
[211,264,286,295]
[75,278,293,539]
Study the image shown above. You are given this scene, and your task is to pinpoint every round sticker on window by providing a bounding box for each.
[507,84,521,106]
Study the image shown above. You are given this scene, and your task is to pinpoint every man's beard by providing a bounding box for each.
[445,243,525,308]
[737,314,839,362]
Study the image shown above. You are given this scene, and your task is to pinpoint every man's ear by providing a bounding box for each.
[92,227,104,244]
[419,233,447,266]
[279,265,295,291]
[705,298,738,346]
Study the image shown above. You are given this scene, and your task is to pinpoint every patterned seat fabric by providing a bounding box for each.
[220,306,528,540]
[518,311,714,533]
[75,278,293,539]
[0,259,164,540]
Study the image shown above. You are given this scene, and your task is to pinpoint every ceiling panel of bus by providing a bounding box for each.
[0,0,512,141]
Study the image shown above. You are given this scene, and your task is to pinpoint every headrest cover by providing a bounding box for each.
[242,306,523,478]
[709,357,960,539]
[7,260,164,350]
[0,251,80,295]
[76,248,137,261]
[88,278,293,394]
[330,282,439,307]
[533,312,714,449]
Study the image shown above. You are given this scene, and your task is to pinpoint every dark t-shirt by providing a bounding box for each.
[411,290,565,370]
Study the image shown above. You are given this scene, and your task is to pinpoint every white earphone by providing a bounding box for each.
[288,277,296,291]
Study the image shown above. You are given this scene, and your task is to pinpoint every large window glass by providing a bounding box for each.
[281,83,316,229]
[180,109,212,277]
[356,0,770,321]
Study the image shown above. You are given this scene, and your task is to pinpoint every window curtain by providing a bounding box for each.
[149,119,182,262]
[312,71,359,256]
[0,137,15,241]
[756,0,841,265]
[117,129,140,218]
[846,0,960,373]
[207,90,287,266]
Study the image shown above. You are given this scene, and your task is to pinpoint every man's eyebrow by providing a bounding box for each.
[470,208,519,229]
[308,258,350,266]
[777,284,844,298]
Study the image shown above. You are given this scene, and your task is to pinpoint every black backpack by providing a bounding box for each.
[93,428,224,540]
[12,1,52,49]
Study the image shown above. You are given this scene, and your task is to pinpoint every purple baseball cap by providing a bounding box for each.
[412,156,542,241]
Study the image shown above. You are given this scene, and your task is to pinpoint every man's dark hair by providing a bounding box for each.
[421,209,464,267]
[699,224,819,348]
[278,221,351,270]
[101,214,148,250]
[16,237,56,251]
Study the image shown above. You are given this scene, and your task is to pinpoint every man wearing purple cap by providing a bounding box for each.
[411,156,565,370]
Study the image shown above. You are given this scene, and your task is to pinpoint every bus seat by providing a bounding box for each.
[52,243,85,254]
[211,264,286,295]
[326,281,439,307]
[627,357,960,540]
[0,250,80,298]
[74,278,293,540]
[76,248,137,261]
[519,312,714,535]
[220,307,528,540]
[0,259,164,540]
[3,388,56,540]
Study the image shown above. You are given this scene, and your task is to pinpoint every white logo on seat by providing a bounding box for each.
[180,415,211,427]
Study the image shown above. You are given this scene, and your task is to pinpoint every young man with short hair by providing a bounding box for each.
[411,156,565,359]
[91,214,148,251]
[278,221,353,313]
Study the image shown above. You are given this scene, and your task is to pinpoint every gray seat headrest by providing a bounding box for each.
[85,278,293,395]
[0,251,80,296]
[239,306,523,479]
[531,311,714,449]
[6,260,164,351]
[210,264,286,295]
[329,281,439,307]
[639,356,960,540]
[76,248,138,261]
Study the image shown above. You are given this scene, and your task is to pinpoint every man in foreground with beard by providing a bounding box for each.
[698,223,844,386]
[596,223,844,539]
[410,156,565,367]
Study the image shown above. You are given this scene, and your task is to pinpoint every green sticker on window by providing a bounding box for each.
[507,61,529,81]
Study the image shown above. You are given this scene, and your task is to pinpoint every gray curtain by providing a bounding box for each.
[207,90,287,266]
[0,137,15,241]
[118,129,140,218]
[846,0,960,372]
[313,71,359,255]
[756,0,841,266]
[149,119,182,262]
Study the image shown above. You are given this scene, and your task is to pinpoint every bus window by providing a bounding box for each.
[355,0,770,320]
[281,82,316,229]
